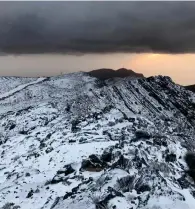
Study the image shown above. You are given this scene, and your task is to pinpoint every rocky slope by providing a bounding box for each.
[0,72,195,209]
[185,85,195,93]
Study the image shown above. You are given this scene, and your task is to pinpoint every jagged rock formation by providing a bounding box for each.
[0,72,195,209]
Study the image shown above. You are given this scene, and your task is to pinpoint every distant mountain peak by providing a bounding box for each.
[87,68,144,80]
[117,67,133,72]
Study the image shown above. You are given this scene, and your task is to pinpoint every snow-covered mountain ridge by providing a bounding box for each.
[0,72,195,209]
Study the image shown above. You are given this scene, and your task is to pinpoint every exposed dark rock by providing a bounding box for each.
[26,189,34,198]
[39,142,46,149]
[135,184,151,194]
[165,153,176,162]
[116,175,135,192]
[50,176,64,184]
[71,119,81,133]
[46,133,52,139]
[102,130,114,141]
[187,169,195,182]
[9,124,16,130]
[102,105,113,114]
[101,147,113,162]
[153,137,167,147]
[19,130,28,135]
[191,190,195,198]
[63,178,93,200]
[80,155,107,172]
[178,175,190,189]
[45,147,54,154]
[111,155,131,171]
[50,165,75,184]
[185,84,195,93]
[65,104,71,112]
[185,152,195,170]
[69,139,76,143]
[94,187,124,209]
[50,197,60,209]
[34,188,40,193]
[135,130,150,139]
[89,154,102,164]
[1,202,15,209]
[88,68,144,80]
[79,138,87,143]
[25,172,30,177]
[63,192,73,200]
[108,121,116,127]
[128,117,136,122]
[57,164,75,176]
[13,206,20,209]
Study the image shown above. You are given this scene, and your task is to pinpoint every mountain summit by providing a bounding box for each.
[87,68,144,80]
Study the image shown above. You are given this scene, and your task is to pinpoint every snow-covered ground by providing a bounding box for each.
[0,77,46,100]
[0,72,195,209]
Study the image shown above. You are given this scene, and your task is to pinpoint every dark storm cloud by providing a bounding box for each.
[0,1,195,54]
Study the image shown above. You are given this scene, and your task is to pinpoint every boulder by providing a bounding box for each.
[80,155,107,172]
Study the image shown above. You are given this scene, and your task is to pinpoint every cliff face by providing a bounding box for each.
[0,72,195,209]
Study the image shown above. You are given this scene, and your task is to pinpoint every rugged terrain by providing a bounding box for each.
[185,85,195,93]
[0,71,195,209]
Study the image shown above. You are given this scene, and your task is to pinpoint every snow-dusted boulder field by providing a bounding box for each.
[0,72,195,209]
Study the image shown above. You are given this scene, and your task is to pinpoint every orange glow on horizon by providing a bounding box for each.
[0,53,194,85]
[128,53,195,85]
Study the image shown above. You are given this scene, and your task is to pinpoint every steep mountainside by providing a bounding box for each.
[87,68,144,80]
[0,72,195,209]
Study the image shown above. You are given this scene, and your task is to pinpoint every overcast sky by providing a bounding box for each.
[0,2,195,85]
